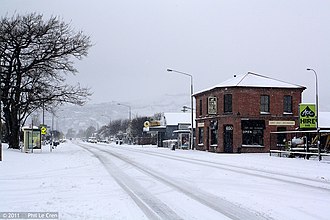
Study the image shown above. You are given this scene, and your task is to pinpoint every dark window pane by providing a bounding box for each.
[198,127,204,144]
[224,94,232,113]
[260,95,270,112]
[284,95,292,113]
[210,120,218,145]
[242,120,264,146]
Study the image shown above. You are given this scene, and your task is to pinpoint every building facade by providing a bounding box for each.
[193,72,306,153]
[147,112,194,148]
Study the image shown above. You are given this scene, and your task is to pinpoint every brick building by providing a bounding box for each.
[193,72,306,153]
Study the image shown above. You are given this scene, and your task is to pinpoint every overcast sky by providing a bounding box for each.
[2,0,330,111]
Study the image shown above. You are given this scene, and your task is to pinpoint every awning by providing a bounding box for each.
[173,130,191,133]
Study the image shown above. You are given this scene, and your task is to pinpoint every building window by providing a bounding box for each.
[199,99,203,116]
[210,120,218,145]
[284,95,292,113]
[224,94,232,113]
[198,127,204,144]
[242,129,264,146]
[260,95,270,113]
[241,120,265,146]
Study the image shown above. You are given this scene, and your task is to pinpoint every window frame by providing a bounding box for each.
[224,94,232,113]
[199,99,203,116]
[198,127,204,144]
[241,120,265,147]
[210,120,218,145]
[260,95,270,113]
[283,95,292,114]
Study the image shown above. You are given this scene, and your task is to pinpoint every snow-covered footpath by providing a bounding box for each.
[0,142,141,220]
[1,141,330,220]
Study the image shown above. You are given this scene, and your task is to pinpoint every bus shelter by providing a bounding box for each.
[22,126,41,153]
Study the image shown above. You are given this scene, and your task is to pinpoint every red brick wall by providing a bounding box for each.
[194,87,304,153]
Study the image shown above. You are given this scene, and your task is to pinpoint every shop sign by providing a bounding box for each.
[269,121,295,126]
[299,104,317,129]
[144,121,150,128]
[197,122,205,127]
[150,121,160,127]
[144,121,160,128]
[208,97,217,115]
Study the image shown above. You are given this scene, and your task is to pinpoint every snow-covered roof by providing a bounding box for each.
[194,72,306,95]
[163,112,195,127]
[319,112,330,128]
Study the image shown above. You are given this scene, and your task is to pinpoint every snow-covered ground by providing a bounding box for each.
[1,141,330,220]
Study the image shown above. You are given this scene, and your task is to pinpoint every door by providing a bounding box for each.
[157,132,165,147]
[224,125,233,153]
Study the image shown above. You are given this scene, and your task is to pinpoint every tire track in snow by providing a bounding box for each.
[86,143,270,220]
[78,143,183,220]
[107,145,330,192]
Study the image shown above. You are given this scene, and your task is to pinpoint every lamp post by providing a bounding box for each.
[117,103,132,121]
[307,68,321,160]
[167,68,194,150]
[0,66,2,161]
[117,103,132,144]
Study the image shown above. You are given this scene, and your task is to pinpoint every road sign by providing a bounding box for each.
[41,126,47,135]
[299,104,317,129]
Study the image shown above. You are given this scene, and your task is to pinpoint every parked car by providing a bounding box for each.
[88,137,97,143]
[99,140,109,144]
[116,139,123,145]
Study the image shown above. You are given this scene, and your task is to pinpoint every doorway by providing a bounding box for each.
[224,125,233,153]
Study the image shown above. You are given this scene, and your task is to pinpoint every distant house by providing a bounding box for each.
[148,112,195,148]
[193,72,306,153]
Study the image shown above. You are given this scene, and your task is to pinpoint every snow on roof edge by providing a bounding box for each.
[194,71,306,96]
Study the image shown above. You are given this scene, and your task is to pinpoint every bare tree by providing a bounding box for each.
[131,116,150,137]
[0,13,92,149]
[85,126,96,139]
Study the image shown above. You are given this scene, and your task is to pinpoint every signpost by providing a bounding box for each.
[299,104,317,129]
[41,126,47,135]
[299,103,321,160]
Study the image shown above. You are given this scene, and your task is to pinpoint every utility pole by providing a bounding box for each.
[0,66,2,161]
[307,68,321,160]
[167,69,194,150]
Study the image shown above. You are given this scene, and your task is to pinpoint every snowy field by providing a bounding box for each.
[1,141,330,220]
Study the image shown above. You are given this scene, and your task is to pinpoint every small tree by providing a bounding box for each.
[85,126,96,139]
[109,119,122,136]
[66,128,76,139]
[0,13,92,148]
[77,129,86,139]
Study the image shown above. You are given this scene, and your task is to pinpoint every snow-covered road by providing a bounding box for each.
[78,142,266,220]
[1,141,330,220]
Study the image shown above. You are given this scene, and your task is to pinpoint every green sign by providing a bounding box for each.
[299,104,317,129]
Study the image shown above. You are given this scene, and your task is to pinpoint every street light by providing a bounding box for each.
[117,103,132,121]
[306,68,320,160]
[0,66,2,161]
[167,68,194,150]
[117,103,132,144]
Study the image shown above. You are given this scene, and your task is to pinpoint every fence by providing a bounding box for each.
[270,130,330,160]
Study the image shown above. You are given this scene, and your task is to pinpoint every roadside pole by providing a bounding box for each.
[0,66,2,161]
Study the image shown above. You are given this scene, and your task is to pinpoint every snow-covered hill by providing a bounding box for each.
[43,93,191,134]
